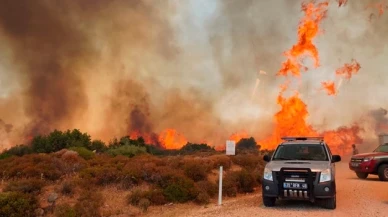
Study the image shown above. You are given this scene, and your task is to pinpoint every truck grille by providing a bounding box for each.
[274,168,317,199]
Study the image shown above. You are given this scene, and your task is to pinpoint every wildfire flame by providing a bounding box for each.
[321,81,337,96]
[335,59,361,80]
[229,131,249,143]
[158,129,187,150]
[259,1,362,155]
[277,1,328,77]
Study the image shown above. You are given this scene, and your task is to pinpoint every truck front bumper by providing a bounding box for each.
[262,179,336,200]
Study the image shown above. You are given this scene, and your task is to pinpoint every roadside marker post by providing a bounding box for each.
[218,166,223,206]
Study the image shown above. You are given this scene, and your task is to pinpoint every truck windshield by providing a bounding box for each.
[272,144,328,161]
[374,144,388,152]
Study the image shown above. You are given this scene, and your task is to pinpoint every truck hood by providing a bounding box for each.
[352,152,388,158]
[265,160,330,172]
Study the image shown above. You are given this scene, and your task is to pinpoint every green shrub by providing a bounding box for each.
[55,204,76,217]
[0,152,11,160]
[162,176,198,203]
[0,192,38,217]
[68,147,95,160]
[107,145,147,158]
[179,143,215,154]
[4,145,33,157]
[4,179,45,194]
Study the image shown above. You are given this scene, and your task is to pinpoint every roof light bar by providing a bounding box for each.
[281,136,324,141]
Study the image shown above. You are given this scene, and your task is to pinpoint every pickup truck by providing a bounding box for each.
[262,137,341,209]
[349,143,388,181]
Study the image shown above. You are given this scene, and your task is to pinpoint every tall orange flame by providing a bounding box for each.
[158,129,187,150]
[260,1,362,155]
[277,1,328,77]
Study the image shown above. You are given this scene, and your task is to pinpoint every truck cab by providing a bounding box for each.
[349,143,388,181]
[261,137,341,209]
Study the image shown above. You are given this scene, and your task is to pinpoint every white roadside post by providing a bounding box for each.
[218,166,223,206]
[219,140,236,205]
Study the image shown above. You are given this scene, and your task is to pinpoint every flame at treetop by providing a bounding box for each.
[229,131,249,143]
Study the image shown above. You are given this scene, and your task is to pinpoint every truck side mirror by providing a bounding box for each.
[332,155,341,163]
[263,155,271,162]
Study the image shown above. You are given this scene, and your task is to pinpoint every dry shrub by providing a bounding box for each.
[61,181,75,196]
[4,179,45,194]
[138,198,151,212]
[195,191,210,205]
[196,180,218,197]
[221,169,258,197]
[1,154,63,181]
[231,154,264,171]
[208,155,232,170]
[54,204,76,217]
[182,159,210,182]
[127,188,167,207]
[79,166,122,186]
[74,190,104,217]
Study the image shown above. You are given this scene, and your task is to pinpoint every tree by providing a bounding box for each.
[236,137,260,154]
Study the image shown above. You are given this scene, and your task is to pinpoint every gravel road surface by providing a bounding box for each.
[143,161,387,217]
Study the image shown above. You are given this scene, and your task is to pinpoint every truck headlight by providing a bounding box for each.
[263,168,273,181]
[363,157,374,162]
[319,168,331,183]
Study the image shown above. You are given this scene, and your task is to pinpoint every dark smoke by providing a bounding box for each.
[368,108,388,135]
[0,0,94,136]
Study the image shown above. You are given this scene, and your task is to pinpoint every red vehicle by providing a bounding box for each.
[349,143,388,181]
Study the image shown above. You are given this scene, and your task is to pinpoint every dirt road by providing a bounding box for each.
[143,161,387,217]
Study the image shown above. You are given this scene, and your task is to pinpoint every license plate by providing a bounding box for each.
[351,163,359,167]
[283,182,307,189]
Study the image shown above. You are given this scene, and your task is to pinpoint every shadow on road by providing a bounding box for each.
[346,177,381,182]
[262,200,332,212]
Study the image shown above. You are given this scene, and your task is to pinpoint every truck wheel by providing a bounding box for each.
[356,172,368,179]
[262,196,276,207]
[378,164,388,181]
[322,194,336,209]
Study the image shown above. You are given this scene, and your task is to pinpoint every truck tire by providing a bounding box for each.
[322,194,336,209]
[262,196,276,207]
[378,164,388,181]
[356,172,368,179]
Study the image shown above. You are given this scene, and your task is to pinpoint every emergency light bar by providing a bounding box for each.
[281,137,324,141]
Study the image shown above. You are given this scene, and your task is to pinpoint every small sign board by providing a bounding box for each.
[226,140,236,155]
